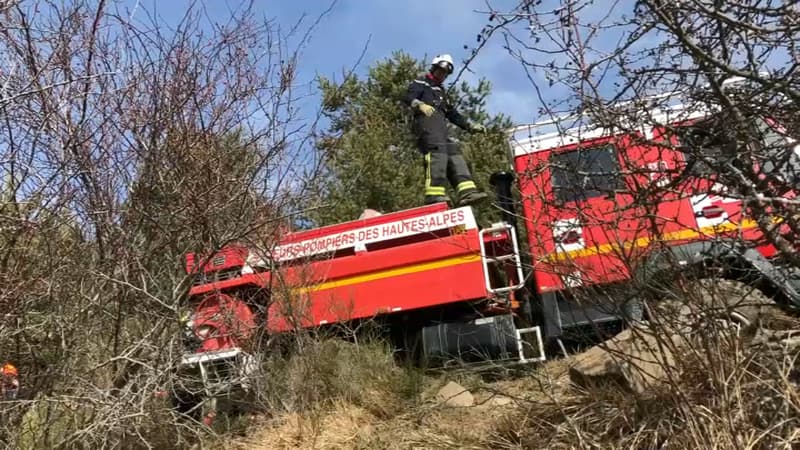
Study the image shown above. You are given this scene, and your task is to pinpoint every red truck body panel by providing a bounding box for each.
[266,230,487,332]
[186,205,494,334]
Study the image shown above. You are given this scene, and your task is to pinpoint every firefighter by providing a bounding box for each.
[404,53,489,206]
[1,362,19,400]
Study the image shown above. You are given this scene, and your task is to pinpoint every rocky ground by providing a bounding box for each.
[230,358,574,450]
[228,284,800,450]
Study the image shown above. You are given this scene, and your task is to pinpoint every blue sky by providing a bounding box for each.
[134,0,539,126]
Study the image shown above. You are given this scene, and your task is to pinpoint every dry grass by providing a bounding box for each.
[233,401,376,450]
[229,336,576,450]
[488,322,800,449]
[228,311,798,450]
[231,390,518,450]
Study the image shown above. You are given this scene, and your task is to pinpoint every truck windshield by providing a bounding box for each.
[753,118,800,185]
[674,123,735,176]
[675,115,800,185]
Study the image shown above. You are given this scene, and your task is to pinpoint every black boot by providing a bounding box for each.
[457,189,488,206]
[424,195,451,205]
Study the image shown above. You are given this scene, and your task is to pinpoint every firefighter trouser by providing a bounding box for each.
[422,141,477,199]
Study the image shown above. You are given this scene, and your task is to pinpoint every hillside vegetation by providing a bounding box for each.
[231,299,799,450]
[2,1,799,449]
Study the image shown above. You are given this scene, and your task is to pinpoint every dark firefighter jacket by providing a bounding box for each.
[404,73,470,151]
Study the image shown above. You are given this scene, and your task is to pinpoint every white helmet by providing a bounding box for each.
[431,54,454,75]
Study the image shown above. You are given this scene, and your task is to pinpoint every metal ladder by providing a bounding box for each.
[478,222,526,295]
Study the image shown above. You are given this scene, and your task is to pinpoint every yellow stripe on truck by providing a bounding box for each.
[287,218,771,293]
[293,253,482,294]
[544,219,762,262]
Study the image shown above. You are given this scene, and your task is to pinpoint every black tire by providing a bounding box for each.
[685,278,773,327]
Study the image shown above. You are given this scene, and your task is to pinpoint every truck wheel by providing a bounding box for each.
[646,278,774,334]
[686,278,773,327]
[172,391,204,421]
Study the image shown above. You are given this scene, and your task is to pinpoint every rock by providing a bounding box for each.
[484,395,513,407]
[569,326,684,394]
[435,381,474,408]
[569,282,796,395]
[752,328,800,353]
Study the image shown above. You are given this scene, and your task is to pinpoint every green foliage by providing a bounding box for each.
[15,399,92,450]
[310,51,513,226]
[13,395,201,450]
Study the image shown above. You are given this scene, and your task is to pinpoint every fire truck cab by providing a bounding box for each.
[509,93,800,342]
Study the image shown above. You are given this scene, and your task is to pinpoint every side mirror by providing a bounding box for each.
[490,171,516,226]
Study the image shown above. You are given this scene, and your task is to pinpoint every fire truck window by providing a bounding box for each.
[549,144,621,203]
[675,123,733,175]
[676,117,799,184]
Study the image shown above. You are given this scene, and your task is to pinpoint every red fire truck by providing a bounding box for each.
[173,84,800,420]
[173,202,541,420]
